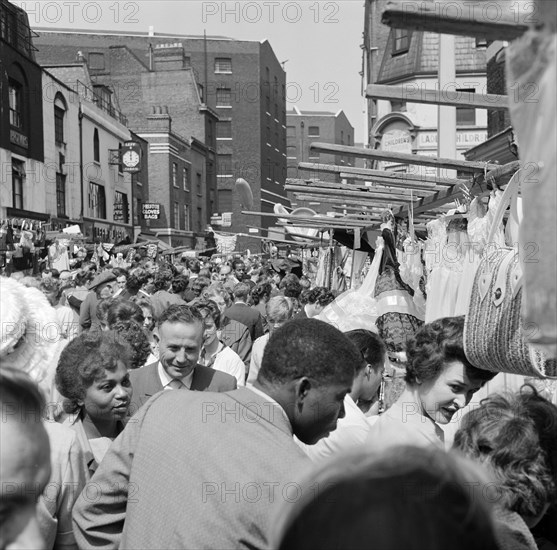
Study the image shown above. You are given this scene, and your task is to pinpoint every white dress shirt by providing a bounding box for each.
[157,362,194,390]
[198,342,245,386]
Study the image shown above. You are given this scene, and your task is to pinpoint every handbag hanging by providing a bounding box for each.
[464,169,557,378]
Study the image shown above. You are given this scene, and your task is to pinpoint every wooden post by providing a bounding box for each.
[438,33,457,180]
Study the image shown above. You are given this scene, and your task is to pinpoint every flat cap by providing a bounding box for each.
[88,270,117,291]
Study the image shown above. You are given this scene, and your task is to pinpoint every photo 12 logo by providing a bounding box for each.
[13,1,140,25]
[201,1,340,24]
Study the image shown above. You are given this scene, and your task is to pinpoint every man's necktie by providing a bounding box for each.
[169,378,185,390]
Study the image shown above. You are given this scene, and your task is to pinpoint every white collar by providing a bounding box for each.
[157,362,195,389]
[246,384,290,426]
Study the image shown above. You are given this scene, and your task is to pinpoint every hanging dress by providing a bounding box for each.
[425,217,469,323]
[374,223,423,360]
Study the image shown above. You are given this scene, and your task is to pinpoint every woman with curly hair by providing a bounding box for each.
[453,390,556,550]
[193,299,245,386]
[520,385,557,547]
[110,320,152,369]
[250,282,272,331]
[367,316,496,449]
[296,286,335,319]
[55,331,133,477]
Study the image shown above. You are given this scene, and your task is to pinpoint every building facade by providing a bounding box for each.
[286,107,355,214]
[1,0,45,223]
[362,1,488,176]
[32,29,288,252]
[44,62,134,243]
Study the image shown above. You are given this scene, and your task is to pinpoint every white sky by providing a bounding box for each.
[20,0,367,142]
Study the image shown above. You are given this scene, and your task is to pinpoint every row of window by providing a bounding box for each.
[391,29,486,57]
[173,203,192,231]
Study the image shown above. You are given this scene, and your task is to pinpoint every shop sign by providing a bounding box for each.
[113,202,124,221]
[380,128,412,169]
[418,130,488,148]
[381,129,413,154]
[142,203,161,220]
[221,212,232,227]
[10,129,28,148]
[121,141,142,173]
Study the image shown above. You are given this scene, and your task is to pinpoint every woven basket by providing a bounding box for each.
[464,170,557,378]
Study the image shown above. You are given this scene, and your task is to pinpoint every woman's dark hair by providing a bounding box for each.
[191,276,211,294]
[300,287,335,307]
[187,258,200,274]
[153,267,174,292]
[96,298,113,328]
[405,316,495,386]
[75,268,95,288]
[111,267,128,279]
[192,299,222,330]
[55,330,131,413]
[280,274,302,300]
[345,330,386,373]
[111,320,151,369]
[107,299,144,329]
[454,392,556,518]
[126,267,149,293]
[518,384,557,481]
[172,274,190,294]
[250,282,272,305]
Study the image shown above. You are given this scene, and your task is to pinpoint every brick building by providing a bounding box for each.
[1,0,46,224]
[1,1,134,247]
[32,29,288,252]
[286,107,355,214]
[463,40,517,166]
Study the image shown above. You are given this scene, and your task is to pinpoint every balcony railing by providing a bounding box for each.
[76,81,128,126]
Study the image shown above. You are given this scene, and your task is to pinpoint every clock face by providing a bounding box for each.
[122,150,140,167]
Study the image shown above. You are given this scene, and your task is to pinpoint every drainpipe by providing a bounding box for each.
[78,105,84,220]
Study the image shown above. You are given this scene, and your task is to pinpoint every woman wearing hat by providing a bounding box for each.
[55,330,133,477]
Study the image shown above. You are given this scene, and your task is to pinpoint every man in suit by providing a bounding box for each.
[226,282,264,342]
[128,304,236,415]
[72,319,361,550]
[203,283,253,369]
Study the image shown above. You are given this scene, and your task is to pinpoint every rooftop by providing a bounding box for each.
[33,26,235,41]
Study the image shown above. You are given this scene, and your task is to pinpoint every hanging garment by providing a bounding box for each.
[425,217,471,323]
[507,31,557,357]
[374,225,423,359]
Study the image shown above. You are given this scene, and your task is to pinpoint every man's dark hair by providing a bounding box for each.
[0,367,45,422]
[259,319,359,385]
[345,330,386,373]
[157,304,204,328]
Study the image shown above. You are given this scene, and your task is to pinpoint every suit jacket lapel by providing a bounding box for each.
[144,362,164,398]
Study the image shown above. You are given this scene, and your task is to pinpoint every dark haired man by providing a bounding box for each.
[128,304,236,413]
[0,367,51,550]
[226,282,264,342]
[73,319,360,549]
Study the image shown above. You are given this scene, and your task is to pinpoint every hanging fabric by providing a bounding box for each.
[507,30,557,358]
